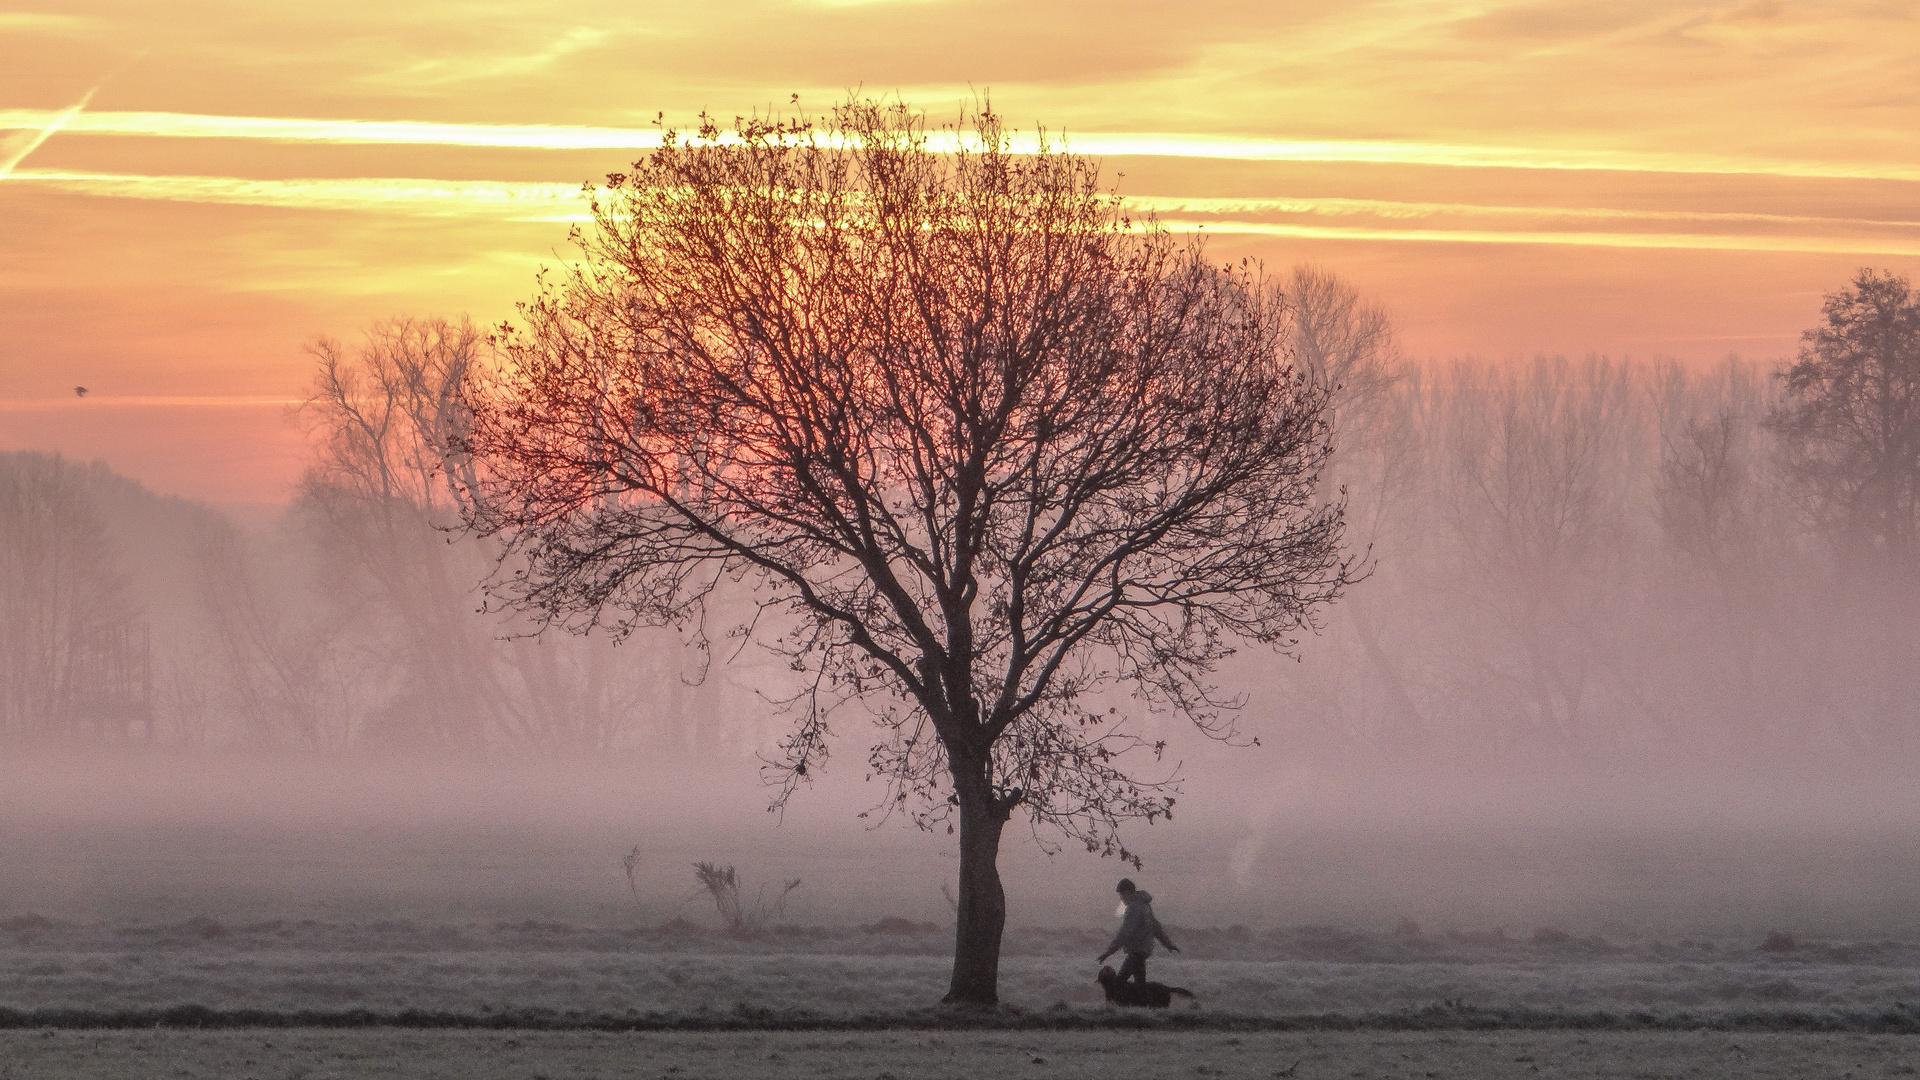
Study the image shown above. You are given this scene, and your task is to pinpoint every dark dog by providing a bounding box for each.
[1097,965,1194,1007]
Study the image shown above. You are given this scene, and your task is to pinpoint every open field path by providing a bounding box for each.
[4,1029,1920,1079]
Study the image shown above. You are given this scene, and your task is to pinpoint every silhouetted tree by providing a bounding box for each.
[459,100,1353,1004]
[1768,269,1920,565]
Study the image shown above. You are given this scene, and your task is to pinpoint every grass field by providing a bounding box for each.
[6,1028,1920,1079]
[7,915,1920,1021]
[9,913,1920,1077]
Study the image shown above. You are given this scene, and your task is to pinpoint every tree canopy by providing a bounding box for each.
[1768,268,1920,565]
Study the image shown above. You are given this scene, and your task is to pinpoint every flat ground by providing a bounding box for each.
[5,1029,1920,1079]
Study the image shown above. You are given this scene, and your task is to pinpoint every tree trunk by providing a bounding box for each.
[944,786,1010,1005]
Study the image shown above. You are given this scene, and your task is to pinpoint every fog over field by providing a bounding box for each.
[5,748,1920,938]
[5,267,1920,1034]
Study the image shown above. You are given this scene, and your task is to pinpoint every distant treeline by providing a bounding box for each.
[3,268,1915,760]
[0,443,728,751]
[0,319,767,752]
[1263,267,1920,763]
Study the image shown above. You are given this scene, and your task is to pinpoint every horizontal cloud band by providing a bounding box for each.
[8,170,588,219]
[3,109,1918,182]
[7,170,1917,256]
[1154,219,1920,257]
[0,396,304,411]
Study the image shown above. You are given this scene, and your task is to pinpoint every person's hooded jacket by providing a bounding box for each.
[1105,890,1177,957]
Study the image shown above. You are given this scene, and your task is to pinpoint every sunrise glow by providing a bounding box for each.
[4,0,1916,504]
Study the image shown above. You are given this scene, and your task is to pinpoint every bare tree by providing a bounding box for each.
[304,317,481,519]
[0,453,144,740]
[1433,357,1646,741]
[1656,360,1771,568]
[299,317,491,746]
[1764,270,1920,749]
[190,515,354,747]
[1767,268,1920,565]
[459,100,1353,1003]
[1286,263,1401,438]
[300,317,656,750]
[1282,267,1424,745]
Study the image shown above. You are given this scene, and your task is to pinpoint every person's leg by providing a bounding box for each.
[1118,951,1147,986]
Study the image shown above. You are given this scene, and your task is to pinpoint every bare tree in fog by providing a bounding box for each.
[1657,361,1767,567]
[1644,361,1796,745]
[1287,264,1400,431]
[0,454,144,739]
[191,515,353,746]
[301,318,489,745]
[301,318,650,749]
[304,316,481,520]
[460,100,1353,1003]
[1434,358,1645,742]
[1282,268,1422,742]
[1767,269,1920,566]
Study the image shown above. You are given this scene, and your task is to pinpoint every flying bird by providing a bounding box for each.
[74,386,88,397]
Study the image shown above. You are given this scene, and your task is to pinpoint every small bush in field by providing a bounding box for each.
[693,861,801,934]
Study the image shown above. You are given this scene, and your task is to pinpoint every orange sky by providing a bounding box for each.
[3,0,1916,505]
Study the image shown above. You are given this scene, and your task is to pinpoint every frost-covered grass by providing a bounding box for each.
[6,1029,1920,1079]
[6,915,1920,1023]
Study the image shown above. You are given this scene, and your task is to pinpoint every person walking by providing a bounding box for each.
[1097,878,1178,987]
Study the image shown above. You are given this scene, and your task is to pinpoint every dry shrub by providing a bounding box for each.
[692,862,801,934]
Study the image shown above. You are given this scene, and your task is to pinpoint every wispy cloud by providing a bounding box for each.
[0,109,664,151]
[0,88,97,179]
[5,169,587,220]
[0,396,303,411]
[366,27,612,89]
[0,13,101,36]
[1049,133,1920,182]
[9,168,1917,257]
[3,108,1918,182]
[1159,219,1920,258]
[1121,195,1920,231]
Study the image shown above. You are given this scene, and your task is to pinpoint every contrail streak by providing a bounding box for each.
[0,88,97,178]
[0,396,303,411]
[1157,219,1920,257]
[8,170,1918,256]
[1,108,1918,182]
[6,170,587,220]
[0,109,660,151]
[1122,195,1920,231]
[1051,135,1920,183]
